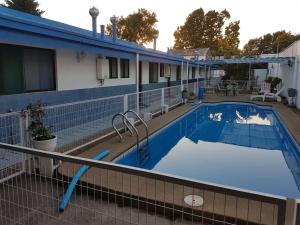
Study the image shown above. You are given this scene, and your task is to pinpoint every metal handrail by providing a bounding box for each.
[112,113,140,152]
[124,110,149,146]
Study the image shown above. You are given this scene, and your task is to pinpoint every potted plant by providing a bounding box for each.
[26,102,57,152]
[265,76,282,93]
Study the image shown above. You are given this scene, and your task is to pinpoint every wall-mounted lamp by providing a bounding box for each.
[98,79,105,86]
[76,51,87,62]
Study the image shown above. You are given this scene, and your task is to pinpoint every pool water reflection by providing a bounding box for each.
[116,103,300,198]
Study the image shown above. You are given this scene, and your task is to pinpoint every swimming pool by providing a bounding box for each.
[116,102,300,198]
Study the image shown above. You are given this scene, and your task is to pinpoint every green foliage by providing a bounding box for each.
[26,102,54,141]
[173,8,240,56]
[106,8,158,45]
[243,31,300,56]
[222,63,268,80]
[264,76,282,92]
[2,0,44,16]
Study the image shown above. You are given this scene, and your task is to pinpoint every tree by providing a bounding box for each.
[2,0,44,16]
[243,31,300,56]
[106,8,159,45]
[173,8,240,56]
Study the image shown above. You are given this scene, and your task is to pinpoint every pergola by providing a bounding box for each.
[195,56,295,80]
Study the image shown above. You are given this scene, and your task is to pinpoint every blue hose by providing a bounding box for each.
[59,150,110,212]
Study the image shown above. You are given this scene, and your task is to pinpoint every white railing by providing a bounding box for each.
[0,85,184,154]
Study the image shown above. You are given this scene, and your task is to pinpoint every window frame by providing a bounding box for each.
[176,65,181,81]
[0,43,56,95]
[107,57,118,79]
[149,62,158,83]
[192,67,196,79]
[160,63,165,77]
[120,58,130,78]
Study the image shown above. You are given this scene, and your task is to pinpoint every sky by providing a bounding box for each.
[17,0,300,51]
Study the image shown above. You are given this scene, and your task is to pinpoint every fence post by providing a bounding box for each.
[284,198,297,225]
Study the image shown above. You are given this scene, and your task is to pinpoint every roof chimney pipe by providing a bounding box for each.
[110,15,118,42]
[89,6,99,37]
[153,33,159,50]
[100,25,105,39]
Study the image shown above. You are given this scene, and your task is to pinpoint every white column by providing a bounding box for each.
[186,62,189,88]
[181,61,184,91]
[136,53,139,114]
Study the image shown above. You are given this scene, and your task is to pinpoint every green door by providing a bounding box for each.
[0,45,24,95]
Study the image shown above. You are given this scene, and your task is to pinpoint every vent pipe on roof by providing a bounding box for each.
[153,33,158,50]
[110,15,118,42]
[89,7,99,37]
[100,25,105,39]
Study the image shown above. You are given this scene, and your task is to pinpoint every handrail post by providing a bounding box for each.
[284,198,297,225]
[124,94,128,113]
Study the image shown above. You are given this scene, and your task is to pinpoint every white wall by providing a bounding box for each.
[269,40,300,108]
[254,69,268,82]
[56,49,137,90]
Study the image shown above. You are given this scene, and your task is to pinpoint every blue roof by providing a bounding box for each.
[0,6,187,64]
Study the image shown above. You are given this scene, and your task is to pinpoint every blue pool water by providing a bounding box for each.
[116,103,300,198]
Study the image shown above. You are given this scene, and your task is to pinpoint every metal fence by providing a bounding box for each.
[0,142,297,225]
[0,85,184,154]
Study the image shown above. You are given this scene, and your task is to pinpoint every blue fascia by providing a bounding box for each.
[0,7,187,64]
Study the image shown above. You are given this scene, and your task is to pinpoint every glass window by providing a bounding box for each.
[0,44,55,95]
[107,57,118,79]
[192,67,196,79]
[160,63,165,77]
[176,65,181,81]
[149,62,158,83]
[120,59,129,78]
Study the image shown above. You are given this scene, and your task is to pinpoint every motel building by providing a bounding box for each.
[2,6,300,225]
[0,6,211,113]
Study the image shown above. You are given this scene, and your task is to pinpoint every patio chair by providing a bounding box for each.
[250,86,284,102]
[258,82,271,94]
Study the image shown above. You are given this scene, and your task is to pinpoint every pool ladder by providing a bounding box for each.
[112,110,150,165]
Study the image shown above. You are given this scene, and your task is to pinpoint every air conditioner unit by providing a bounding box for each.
[164,64,171,77]
[96,57,109,80]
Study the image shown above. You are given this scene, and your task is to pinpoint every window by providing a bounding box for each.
[149,62,158,83]
[120,59,129,78]
[107,57,118,79]
[192,67,196,79]
[176,65,181,81]
[0,44,55,95]
[160,63,165,77]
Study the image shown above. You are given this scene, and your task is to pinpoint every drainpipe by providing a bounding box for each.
[89,7,99,37]
[100,25,105,39]
[110,15,118,42]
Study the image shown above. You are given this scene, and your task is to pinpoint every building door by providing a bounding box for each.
[0,45,24,95]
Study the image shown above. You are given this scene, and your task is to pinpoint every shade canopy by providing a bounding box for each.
[196,57,295,66]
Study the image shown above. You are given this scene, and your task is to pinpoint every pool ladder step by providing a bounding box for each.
[138,145,150,166]
[112,110,150,165]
